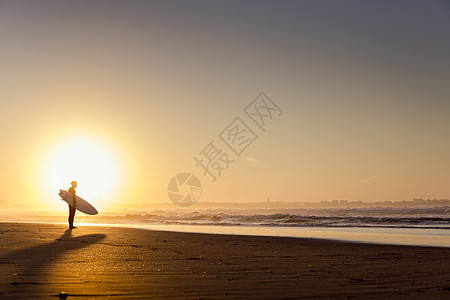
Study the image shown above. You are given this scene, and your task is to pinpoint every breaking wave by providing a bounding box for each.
[87,206,450,229]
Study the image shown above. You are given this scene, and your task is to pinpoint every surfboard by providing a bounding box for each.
[59,189,98,215]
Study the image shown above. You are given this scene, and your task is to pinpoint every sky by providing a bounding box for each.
[0,0,449,210]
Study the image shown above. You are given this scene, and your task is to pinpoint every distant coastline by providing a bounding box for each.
[1,198,449,212]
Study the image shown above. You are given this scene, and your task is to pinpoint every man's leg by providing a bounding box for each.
[68,206,75,227]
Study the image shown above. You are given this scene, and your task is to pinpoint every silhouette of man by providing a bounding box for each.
[68,181,77,229]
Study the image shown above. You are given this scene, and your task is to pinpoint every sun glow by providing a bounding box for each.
[43,137,122,209]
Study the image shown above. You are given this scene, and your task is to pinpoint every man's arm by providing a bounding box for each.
[72,190,76,209]
[69,187,77,208]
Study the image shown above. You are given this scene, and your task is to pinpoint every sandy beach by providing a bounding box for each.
[0,223,449,299]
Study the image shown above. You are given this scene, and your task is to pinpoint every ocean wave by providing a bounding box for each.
[86,206,450,229]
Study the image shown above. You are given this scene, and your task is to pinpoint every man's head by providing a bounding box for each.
[71,181,77,188]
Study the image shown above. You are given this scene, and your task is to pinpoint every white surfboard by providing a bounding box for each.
[59,189,98,215]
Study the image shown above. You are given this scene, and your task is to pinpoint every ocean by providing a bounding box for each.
[77,206,450,229]
[2,206,449,247]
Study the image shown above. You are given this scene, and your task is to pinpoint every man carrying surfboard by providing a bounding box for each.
[68,181,77,229]
[59,186,98,218]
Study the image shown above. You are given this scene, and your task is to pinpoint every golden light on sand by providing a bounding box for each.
[43,137,122,208]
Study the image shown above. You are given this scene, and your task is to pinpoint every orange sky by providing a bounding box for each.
[0,1,449,211]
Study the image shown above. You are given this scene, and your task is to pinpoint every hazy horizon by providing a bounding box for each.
[1,1,449,212]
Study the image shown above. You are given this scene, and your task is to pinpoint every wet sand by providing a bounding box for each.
[0,222,449,299]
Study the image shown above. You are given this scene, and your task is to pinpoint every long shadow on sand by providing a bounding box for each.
[0,228,106,298]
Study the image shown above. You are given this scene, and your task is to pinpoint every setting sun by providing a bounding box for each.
[43,137,121,209]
